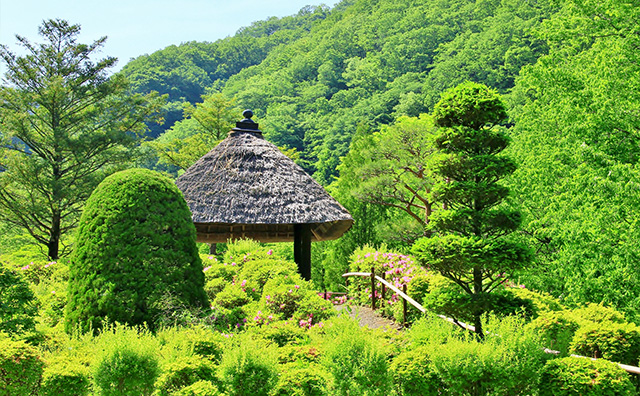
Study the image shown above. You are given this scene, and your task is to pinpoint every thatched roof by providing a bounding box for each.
[175,119,353,244]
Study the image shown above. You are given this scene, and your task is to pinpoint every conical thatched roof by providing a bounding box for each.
[175,116,353,244]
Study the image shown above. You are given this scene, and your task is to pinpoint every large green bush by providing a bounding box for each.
[390,346,442,396]
[570,322,640,365]
[91,325,161,396]
[539,357,635,396]
[321,317,391,396]
[218,338,278,396]
[0,338,44,396]
[0,263,37,335]
[65,168,208,333]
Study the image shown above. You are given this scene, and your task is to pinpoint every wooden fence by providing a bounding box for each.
[342,268,640,376]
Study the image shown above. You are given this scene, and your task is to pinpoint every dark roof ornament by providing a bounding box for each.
[233,109,261,132]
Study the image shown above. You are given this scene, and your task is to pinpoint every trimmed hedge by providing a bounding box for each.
[65,168,208,333]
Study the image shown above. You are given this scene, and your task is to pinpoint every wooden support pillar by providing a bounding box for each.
[294,223,312,281]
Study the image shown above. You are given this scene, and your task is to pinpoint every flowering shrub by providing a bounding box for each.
[261,275,335,328]
[347,246,428,322]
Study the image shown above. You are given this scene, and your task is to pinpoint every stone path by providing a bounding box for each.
[334,304,402,331]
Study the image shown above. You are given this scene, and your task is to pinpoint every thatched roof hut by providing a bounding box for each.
[175,110,353,279]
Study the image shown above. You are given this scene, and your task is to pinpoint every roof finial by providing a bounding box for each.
[233,109,261,132]
[242,109,254,122]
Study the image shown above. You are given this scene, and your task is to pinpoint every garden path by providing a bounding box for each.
[334,304,402,331]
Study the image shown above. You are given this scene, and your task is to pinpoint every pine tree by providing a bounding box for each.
[412,82,532,337]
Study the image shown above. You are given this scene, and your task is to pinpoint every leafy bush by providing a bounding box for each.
[174,380,222,396]
[255,320,307,347]
[204,277,227,301]
[506,286,564,313]
[408,315,549,395]
[271,364,330,396]
[214,285,252,310]
[389,346,443,396]
[527,310,581,357]
[570,322,640,365]
[66,168,208,333]
[572,303,628,324]
[539,357,635,396]
[262,275,335,326]
[218,338,278,396]
[92,324,161,396]
[321,317,391,396]
[277,344,322,365]
[155,356,218,396]
[0,263,37,335]
[0,338,44,396]
[39,359,90,396]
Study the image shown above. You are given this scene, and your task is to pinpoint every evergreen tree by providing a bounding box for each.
[0,19,164,259]
[412,82,532,337]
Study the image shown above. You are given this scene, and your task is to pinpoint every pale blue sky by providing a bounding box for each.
[0,0,335,73]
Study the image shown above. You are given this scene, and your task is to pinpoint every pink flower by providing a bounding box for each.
[294,285,300,290]
[267,249,273,255]
[203,266,212,272]
[208,256,214,260]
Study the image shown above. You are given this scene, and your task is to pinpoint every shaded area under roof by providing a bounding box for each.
[175,128,353,244]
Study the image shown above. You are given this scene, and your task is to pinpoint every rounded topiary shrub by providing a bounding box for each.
[174,380,222,396]
[65,168,208,333]
[539,357,635,396]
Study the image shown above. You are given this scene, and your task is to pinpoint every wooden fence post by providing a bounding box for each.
[371,267,376,310]
[381,272,386,302]
[403,284,408,327]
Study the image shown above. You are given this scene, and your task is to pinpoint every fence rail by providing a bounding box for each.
[342,269,640,375]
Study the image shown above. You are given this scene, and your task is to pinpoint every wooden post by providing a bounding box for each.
[294,224,312,281]
[371,267,376,310]
[209,243,217,255]
[381,272,386,301]
[403,284,408,327]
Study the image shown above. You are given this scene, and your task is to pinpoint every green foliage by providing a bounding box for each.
[507,0,640,322]
[321,316,391,396]
[271,365,330,396]
[570,322,640,365]
[389,346,442,396]
[92,325,161,396]
[0,19,164,259]
[65,168,208,333]
[39,359,91,396]
[147,93,239,172]
[539,357,635,396]
[0,263,37,335]
[218,337,278,396]
[408,314,549,396]
[173,380,222,396]
[155,356,218,396]
[527,311,581,357]
[0,338,44,396]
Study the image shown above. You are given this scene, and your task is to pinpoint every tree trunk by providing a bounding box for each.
[47,212,61,260]
[209,243,217,255]
[473,265,484,339]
